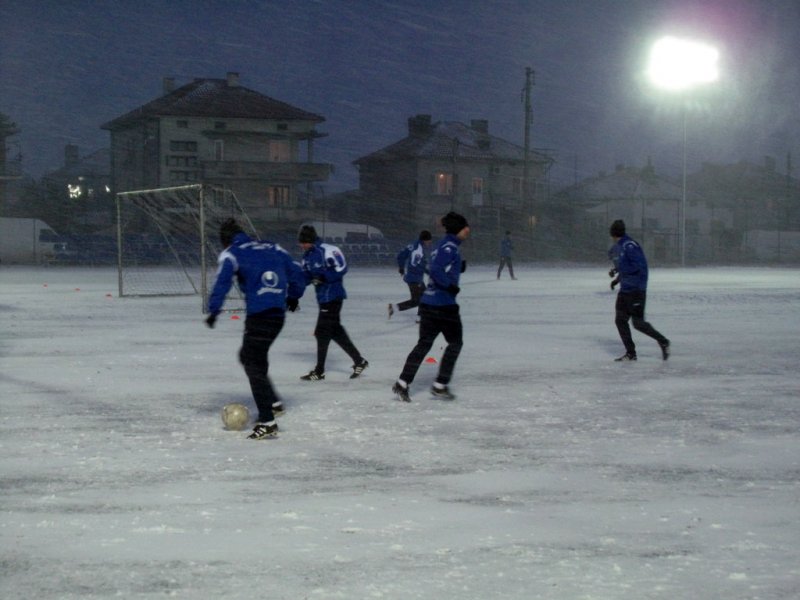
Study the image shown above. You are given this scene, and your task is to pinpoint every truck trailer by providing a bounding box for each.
[0,217,68,264]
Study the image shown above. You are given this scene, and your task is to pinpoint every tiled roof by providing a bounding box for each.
[354,120,551,164]
[559,166,685,202]
[102,78,324,130]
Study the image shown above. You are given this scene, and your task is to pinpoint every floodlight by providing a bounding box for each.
[646,36,719,266]
[647,36,719,91]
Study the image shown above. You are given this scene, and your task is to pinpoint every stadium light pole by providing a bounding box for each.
[646,36,719,266]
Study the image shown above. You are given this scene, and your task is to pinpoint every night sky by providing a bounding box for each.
[2,0,798,191]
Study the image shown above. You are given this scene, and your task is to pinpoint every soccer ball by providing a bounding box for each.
[221,403,250,431]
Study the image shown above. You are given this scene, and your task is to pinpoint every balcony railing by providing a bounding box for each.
[201,160,331,183]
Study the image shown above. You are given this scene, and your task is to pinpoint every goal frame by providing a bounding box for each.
[115,183,257,311]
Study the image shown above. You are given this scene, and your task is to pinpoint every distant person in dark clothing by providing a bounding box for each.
[497,230,516,279]
[388,230,432,321]
[608,219,670,361]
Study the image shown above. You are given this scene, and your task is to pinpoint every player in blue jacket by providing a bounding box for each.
[297,225,368,381]
[392,212,470,402]
[496,230,516,279]
[205,219,305,440]
[388,229,432,320]
[608,219,670,361]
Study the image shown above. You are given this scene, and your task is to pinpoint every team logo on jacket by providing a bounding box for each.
[257,271,282,295]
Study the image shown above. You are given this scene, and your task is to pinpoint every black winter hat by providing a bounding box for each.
[441,212,469,235]
[219,218,244,247]
[419,229,432,241]
[609,219,626,237]
[298,224,318,244]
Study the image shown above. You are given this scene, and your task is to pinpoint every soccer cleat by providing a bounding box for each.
[392,382,411,402]
[350,359,369,379]
[300,370,325,381]
[247,421,278,440]
[387,303,394,319]
[431,384,456,400]
[271,402,284,416]
[659,340,671,361]
[615,352,637,362]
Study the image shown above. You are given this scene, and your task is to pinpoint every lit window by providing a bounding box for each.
[267,186,291,207]
[472,177,484,206]
[269,140,291,162]
[434,172,453,195]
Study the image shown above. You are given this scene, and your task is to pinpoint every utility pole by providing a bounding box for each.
[522,67,535,206]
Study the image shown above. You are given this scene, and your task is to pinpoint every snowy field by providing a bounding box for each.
[1,264,799,600]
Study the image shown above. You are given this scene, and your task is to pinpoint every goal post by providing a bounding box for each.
[116,184,256,311]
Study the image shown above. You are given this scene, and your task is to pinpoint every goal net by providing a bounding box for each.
[116,184,256,311]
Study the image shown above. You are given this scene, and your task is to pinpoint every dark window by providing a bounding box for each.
[169,141,198,152]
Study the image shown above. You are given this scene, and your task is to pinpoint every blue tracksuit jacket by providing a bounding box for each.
[609,234,649,292]
[500,237,513,257]
[301,240,349,304]
[207,232,305,316]
[396,239,428,284]
[421,233,462,306]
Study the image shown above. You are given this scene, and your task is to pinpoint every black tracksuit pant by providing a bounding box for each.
[397,282,425,312]
[314,299,363,373]
[239,309,285,422]
[399,303,463,386]
[615,290,668,355]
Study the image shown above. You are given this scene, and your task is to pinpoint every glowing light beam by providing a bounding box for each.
[647,36,719,91]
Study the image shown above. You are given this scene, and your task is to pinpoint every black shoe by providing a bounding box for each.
[271,402,284,416]
[300,370,324,381]
[247,421,278,440]
[615,352,637,362]
[431,384,456,400]
[659,340,670,361]
[392,381,411,402]
[350,359,369,379]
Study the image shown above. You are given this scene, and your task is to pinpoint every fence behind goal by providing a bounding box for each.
[116,184,255,311]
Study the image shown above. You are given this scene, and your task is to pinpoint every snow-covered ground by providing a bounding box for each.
[1,264,798,599]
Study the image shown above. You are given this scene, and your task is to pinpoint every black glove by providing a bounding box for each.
[311,273,327,286]
[446,284,460,297]
[398,267,405,275]
[286,297,299,312]
[608,268,617,278]
[610,277,619,291]
[460,260,467,273]
[205,313,218,328]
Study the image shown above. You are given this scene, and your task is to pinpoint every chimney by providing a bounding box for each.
[408,114,432,137]
[470,119,489,135]
[163,77,175,94]
[64,144,80,168]
[226,71,240,87]
[471,119,490,150]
